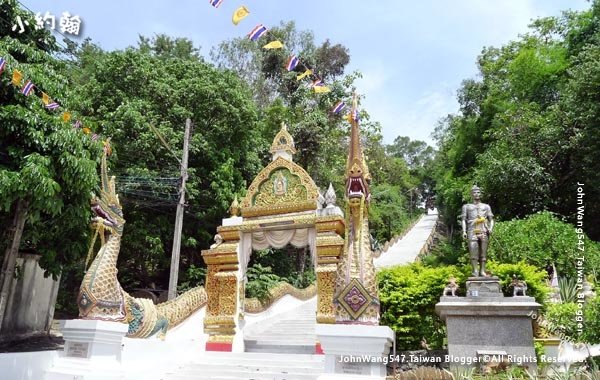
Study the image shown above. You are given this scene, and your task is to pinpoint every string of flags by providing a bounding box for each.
[0,55,105,143]
[208,0,354,117]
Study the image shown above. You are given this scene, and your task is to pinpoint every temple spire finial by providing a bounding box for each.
[270,121,296,161]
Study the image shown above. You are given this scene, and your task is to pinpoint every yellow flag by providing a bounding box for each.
[232,6,250,25]
[313,86,331,94]
[12,70,23,86]
[82,127,91,135]
[42,92,50,105]
[263,40,283,50]
[62,112,71,122]
[296,69,312,81]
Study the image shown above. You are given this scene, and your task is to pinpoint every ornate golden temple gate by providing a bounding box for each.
[201,124,345,352]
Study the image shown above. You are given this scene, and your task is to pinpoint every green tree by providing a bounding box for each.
[68,38,264,290]
[433,1,600,240]
[0,1,101,322]
[487,211,600,277]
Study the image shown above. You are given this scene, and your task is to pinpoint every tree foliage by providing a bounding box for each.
[0,1,101,277]
[67,37,264,289]
[433,1,600,240]
[487,211,600,277]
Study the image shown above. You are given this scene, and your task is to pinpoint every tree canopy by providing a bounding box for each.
[0,0,101,277]
[433,1,600,241]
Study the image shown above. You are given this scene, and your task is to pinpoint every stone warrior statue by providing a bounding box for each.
[462,185,494,277]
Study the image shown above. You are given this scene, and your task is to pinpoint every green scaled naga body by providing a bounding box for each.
[77,144,206,338]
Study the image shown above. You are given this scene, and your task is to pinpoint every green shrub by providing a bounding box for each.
[487,261,550,306]
[558,277,579,303]
[245,264,283,302]
[421,237,466,267]
[544,302,582,341]
[177,264,207,292]
[487,211,600,278]
[377,263,466,350]
[583,295,600,344]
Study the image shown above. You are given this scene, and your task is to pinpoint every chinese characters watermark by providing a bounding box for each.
[12,11,83,36]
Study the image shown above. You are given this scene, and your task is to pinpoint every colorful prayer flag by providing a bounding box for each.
[62,112,71,122]
[12,70,23,86]
[350,109,360,122]
[210,0,224,8]
[45,101,59,110]
[286,55,299,71]
[332,101,346,114]
[248,24,267,41]
[91,133,99,141]
[313,85,331,94]
[0,58,6,75]
[263,40,283,49]
[82,127,91,134]
[73,120,82,129]
[42,92,50,105]
[21,80,34,96]
[296,69,312,81]
[232,6,250,25]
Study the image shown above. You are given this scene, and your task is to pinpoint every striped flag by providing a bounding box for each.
[332,101,346,114]
[45,101,59,110]
[91,134,99,141]
[247,24,267,41]
[21,80,34,96]
[41,92,59,109]
[73,120,82,129]
[286,55,299,71]
[351,109,360,122]
[209,0,223,8]
[0,57,6,75]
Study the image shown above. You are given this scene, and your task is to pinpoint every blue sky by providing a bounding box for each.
[20,0,591,146]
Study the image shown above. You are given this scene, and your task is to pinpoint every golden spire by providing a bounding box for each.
[270,122,296,161]
[228,194,241,217]
[345,93,371,181]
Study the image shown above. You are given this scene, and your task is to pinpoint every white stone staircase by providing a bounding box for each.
[161,299,323,379]
[162,351,324,380]
[244,299,317,354]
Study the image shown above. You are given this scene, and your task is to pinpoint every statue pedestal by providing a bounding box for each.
[435,277,541,374]
[316,324,394,380]
[45,319,129,380]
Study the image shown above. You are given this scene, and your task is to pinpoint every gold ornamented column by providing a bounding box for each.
[202,225,240,351]
[315,215,345,324]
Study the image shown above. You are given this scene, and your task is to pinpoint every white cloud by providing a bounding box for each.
[364,84,458,147]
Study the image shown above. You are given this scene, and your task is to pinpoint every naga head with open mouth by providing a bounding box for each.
[346,160,371,208]
[345,94,371,211]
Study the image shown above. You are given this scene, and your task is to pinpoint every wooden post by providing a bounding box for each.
[167,119,191,300]
[0,199,28,331]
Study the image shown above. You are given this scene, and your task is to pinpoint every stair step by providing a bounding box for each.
[163,352,324,380]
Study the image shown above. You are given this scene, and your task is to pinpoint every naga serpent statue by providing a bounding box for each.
[333,94,380,325]
[77,143,207,338]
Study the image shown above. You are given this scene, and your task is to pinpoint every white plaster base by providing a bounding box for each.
[45,319,129,380]
[316,324,394,380]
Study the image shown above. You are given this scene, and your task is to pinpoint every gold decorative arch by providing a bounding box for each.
[201,123,345,353]
[241,156,319,217]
